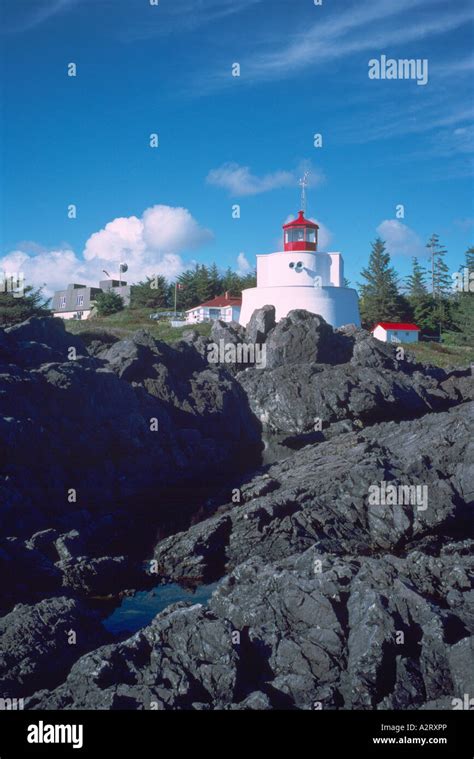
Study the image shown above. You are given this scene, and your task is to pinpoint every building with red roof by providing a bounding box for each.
[371,322,420,344]
[185,292,242,324]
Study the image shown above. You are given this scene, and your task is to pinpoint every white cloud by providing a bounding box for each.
[207,163,294,196]
[142,205,213,251]
[83,204,212,281]
[0,247,93,297]
[207,162,325,197]
[236,252,251,275]
[236,0,469,83]
[84,215,145,263]
[313,220,333,250]
[0,204,212,296]
[376,219,425,257]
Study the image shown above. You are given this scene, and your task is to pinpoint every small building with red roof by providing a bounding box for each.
[185,292,242,324]
[371,322,421,344]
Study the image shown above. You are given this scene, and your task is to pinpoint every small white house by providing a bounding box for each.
[371,322,421,343]
[186,292,242,324]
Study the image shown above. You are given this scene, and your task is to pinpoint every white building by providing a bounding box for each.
[239,211,360,328]
[186,292,242,324]
[371,322,421,343]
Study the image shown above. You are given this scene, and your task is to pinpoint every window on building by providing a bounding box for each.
[208,308,220,320]
[76,295,84,307]
[287,227,315,243]
[59,296,66,308]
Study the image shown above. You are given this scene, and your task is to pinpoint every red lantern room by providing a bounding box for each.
[283,211,319,252]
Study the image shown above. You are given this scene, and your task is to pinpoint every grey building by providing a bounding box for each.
[52,279,131,320]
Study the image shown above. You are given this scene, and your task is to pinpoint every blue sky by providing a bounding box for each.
[0,0,473,294]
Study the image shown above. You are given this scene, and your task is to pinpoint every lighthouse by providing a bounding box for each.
[239,209,361,329]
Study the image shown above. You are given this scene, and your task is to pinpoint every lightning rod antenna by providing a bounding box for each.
[299,171,310,214]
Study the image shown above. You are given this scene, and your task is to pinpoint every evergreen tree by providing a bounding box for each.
[208,262,222,298]
[239,271,257,290]
[404,257,433,332]
[466,246,474,273]
[426,234,451,297]
[176,268,199,309]
[0,285,50,327]
[405,257,428,299]
[451,246,474,345]
[94,290,124,316]
[130,275,169,309]
[221,266,241,296]
[358,238,405,327]
[194,264,213,303]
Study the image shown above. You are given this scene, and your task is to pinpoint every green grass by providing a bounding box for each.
[405,340,474,369]
[64,308,212,345]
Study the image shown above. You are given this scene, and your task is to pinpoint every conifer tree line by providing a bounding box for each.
[129,263,256,311]
[359,237,473,345]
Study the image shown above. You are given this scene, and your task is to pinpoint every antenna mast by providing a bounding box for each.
[299,171,310,214]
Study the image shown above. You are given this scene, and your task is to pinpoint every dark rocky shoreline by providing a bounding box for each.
[0,310,472,710]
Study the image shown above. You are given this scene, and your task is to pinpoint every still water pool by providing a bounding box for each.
[103,581,220,635]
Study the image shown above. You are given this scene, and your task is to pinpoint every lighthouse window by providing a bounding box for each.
[306,228,316,243]
[287,228,305,242]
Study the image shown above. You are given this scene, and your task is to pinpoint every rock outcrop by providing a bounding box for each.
[0,317,260,546]
[1,310,472,711]
[236,311,471,437]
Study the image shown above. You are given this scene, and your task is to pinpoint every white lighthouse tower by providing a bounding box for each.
[239,202,361,329]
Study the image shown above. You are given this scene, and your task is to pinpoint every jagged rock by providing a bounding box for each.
[54,530,85,562]
[263,310,352,369]
[26,602,238,710]
[4,316,86,363]
[208,320,251,373]
[246,305,275,345]
[179,329,211,359]
[26,544,473,711]
[153,516,232,582]
[151,404,473,572]
[235,314,466,438]
[210,320,246,346]
[0,596,109,698]
[57,555,150,596]
[238,350,456,436]
[2,311,473,712]
[0,538,62,614]
[26,529,59,561]
[96,328,260,450]
[0,320,260,541]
